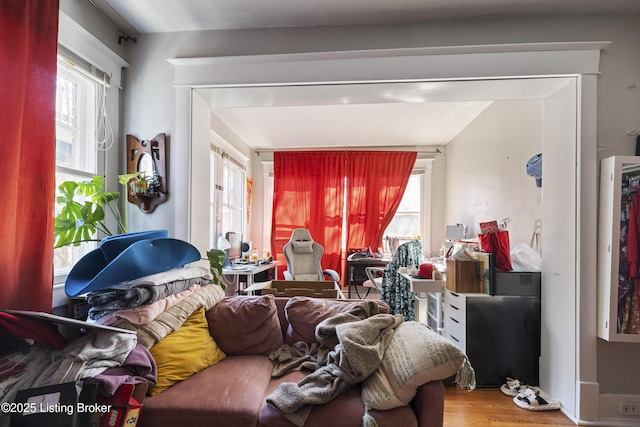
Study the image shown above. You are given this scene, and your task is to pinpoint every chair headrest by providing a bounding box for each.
[292,240,314,254]
[290,228,313,241]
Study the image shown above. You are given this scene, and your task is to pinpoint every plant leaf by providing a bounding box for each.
[206,249,226,290]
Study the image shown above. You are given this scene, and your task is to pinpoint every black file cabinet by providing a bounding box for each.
[444,290,541,387]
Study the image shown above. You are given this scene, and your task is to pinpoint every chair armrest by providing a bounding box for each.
[363,267,385,291]
[322,269,340,283]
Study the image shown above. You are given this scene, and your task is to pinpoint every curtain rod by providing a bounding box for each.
[254,147,443,156]
[87,0,138,44]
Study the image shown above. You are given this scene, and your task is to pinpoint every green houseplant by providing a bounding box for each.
[206,248,227,291]
[53,173,140,248]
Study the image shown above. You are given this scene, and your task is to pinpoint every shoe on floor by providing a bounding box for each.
[513,387,560,411]
[500,377,526,397]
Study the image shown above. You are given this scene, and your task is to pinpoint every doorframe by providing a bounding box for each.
[169,41,608,423]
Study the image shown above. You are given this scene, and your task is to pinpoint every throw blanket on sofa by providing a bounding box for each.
[266,301,404,426]
[111,284,224,348]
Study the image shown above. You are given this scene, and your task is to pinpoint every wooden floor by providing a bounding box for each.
[444,386,576,427]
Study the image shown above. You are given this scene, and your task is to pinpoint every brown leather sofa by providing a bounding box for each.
[138,295,445,427]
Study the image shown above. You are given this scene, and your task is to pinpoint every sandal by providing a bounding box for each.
[513,387,560,411]
[500,377,526,396]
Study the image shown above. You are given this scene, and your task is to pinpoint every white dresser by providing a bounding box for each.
[443,290,487,352]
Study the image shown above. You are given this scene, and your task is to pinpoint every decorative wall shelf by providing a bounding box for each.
[126,133,167,214]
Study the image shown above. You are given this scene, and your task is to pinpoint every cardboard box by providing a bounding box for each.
[96,383,147,427]
[259,280,342,298]
[469,251,495,295]
[445,259,483,293]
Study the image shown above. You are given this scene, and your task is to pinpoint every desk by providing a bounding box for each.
[347,257,390,299]
[222,261,279,294]
[400,273,446,333]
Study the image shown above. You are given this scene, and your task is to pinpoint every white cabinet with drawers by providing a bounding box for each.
[444,290,483,353]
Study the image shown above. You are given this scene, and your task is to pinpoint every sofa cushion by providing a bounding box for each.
[361,321,467,410]
[140,355,274,427]
[148,306,226,396]
[258,371,418,427]
[207,294,284,355]
[284,297,390,345]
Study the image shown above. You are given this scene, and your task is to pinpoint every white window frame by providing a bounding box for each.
[53,61,102,281]
[53,12,128,308]
[210,147,247,247]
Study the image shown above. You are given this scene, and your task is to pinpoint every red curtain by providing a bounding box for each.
[346,151,417,251]
[271,152,346,279]
[0,0,59,311]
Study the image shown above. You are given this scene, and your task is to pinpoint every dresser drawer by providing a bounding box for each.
[444,311,465,340]
[445,330,466,353]
[445,291,466,324]
[445,289,466,307]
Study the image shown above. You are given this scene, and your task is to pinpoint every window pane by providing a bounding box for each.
[55,75,77,168]
[385,213,420,238]
[397,175,421,212]
[54,242,95,275]
[382,173,422,254]
[54,64,98,278]
[55,69,96,174]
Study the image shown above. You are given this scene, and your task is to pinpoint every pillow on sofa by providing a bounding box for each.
[361,321,472,410]
[207,294,284,355]
[148,306,226,396]
[285,297,390,345]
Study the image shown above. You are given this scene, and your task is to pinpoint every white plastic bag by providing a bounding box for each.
[510,242,542,272]
[450,243,476,261]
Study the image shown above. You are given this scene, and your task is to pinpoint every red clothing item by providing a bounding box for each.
[627,193,640,278]
[0,312,67,350]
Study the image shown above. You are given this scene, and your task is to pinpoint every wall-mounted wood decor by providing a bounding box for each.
[126,133,167,213]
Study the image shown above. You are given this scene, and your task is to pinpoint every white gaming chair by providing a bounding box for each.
[282,228,340,283]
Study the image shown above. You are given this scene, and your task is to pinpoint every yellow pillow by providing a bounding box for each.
[148,307,226,396]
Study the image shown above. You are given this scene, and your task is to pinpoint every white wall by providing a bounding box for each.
[443,100,543,244]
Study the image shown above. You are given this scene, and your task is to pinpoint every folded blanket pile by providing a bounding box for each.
[111,284,224,348]
[87,266,212,321]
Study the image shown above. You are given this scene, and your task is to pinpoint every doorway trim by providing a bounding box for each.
[170,41,608,423]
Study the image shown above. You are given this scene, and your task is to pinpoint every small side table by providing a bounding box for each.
[400,273,446,333]
[222,261,279,294]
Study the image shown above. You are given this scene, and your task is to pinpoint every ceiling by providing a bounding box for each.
[195,79,570,150]
[94,0,639,151]
[97,0,640,33]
